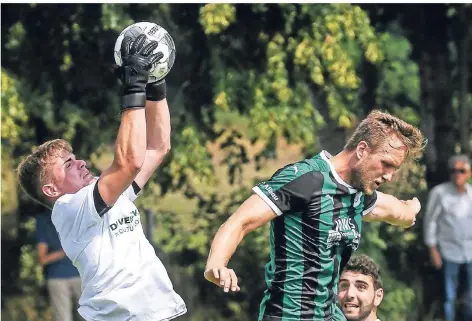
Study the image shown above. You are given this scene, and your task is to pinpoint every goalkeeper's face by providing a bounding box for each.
[43,151,95,199]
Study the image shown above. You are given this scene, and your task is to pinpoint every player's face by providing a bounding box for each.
[338,271,383,321]
[450,161,471,188]
[43,151,95,197]
[352,135,407,195]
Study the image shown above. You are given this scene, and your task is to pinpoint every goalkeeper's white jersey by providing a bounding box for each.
[52,179,186,321]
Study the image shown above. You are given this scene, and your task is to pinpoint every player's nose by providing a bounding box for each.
[77,159,86,169]
[382,172,393,182]
[345,285,357,298]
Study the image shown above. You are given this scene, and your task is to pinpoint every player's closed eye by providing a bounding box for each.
[382,161,396,170]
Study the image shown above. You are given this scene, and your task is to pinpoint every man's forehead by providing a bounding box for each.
[378,136,407,161]
[384,132,407,150]
[59,151,73,158]
[388,142,407,153]
[340,271,374,285]
[452,160,471,169]
[50,150,74,164]
[383,148,405,162]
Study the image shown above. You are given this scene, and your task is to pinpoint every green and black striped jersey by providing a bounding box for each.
[253,151,377,321]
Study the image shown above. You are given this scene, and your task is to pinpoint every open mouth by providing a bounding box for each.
[344,303,359,309]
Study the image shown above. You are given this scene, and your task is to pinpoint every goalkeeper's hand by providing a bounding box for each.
[116,34,163,110]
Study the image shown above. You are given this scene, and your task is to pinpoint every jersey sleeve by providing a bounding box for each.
[362,191,378,215]
[252,164,322,216]
[91,175,140,205]
[91,175,140,211]
[51,182,102,259]
[122,181,141,202]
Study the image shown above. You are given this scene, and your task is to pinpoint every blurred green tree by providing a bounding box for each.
[2,3,470,321]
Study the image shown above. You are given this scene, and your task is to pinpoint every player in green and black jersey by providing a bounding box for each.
[204,110,426,321]
[253,150,375,320]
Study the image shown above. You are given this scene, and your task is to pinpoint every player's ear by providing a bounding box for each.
[42,183,61,198]
[373,287,384,307]
[356,141,369,160]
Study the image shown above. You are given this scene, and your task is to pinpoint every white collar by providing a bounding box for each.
[319,150,357,193]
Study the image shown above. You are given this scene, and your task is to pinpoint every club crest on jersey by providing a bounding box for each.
[353,192,362,207]
[327,217,360,250]
[325,195,334,205]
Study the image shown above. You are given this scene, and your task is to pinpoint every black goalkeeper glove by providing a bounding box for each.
[116,34,164,111]
[146,79,167,102]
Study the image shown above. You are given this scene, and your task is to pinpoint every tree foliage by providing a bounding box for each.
[2,3,471,321]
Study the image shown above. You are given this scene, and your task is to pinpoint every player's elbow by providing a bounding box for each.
[161,141,171,157]
[128,157,145,173]
[152,140,171,161]
[115,145,146,173]
[241,219,260,236]
[148,143,171,168]
[117,156,144,175]
[219,218,249,240]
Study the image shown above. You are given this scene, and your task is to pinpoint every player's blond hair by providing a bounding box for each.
[17,139,72,208]
[345,110,426,159]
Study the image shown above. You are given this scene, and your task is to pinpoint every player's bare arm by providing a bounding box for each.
[134,94,171,189]
[205,194,277,292]
[363,191,421,227]
[98,34,161,206]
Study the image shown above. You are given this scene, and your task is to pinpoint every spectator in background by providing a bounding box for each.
[424,154,472,321]
[338,254,384,321]
[36,212,82,321]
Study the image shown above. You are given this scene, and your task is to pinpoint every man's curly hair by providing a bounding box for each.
[343,255,383,290]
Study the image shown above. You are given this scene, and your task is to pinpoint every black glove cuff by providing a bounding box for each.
[146,79,167,102]
[122,92,147,111]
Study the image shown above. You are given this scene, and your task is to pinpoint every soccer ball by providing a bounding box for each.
[114,22,176,83]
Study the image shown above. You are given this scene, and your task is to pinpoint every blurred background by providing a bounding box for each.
[1,3,472,321]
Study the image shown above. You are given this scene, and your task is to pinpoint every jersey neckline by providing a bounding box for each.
[319,150,357,193]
